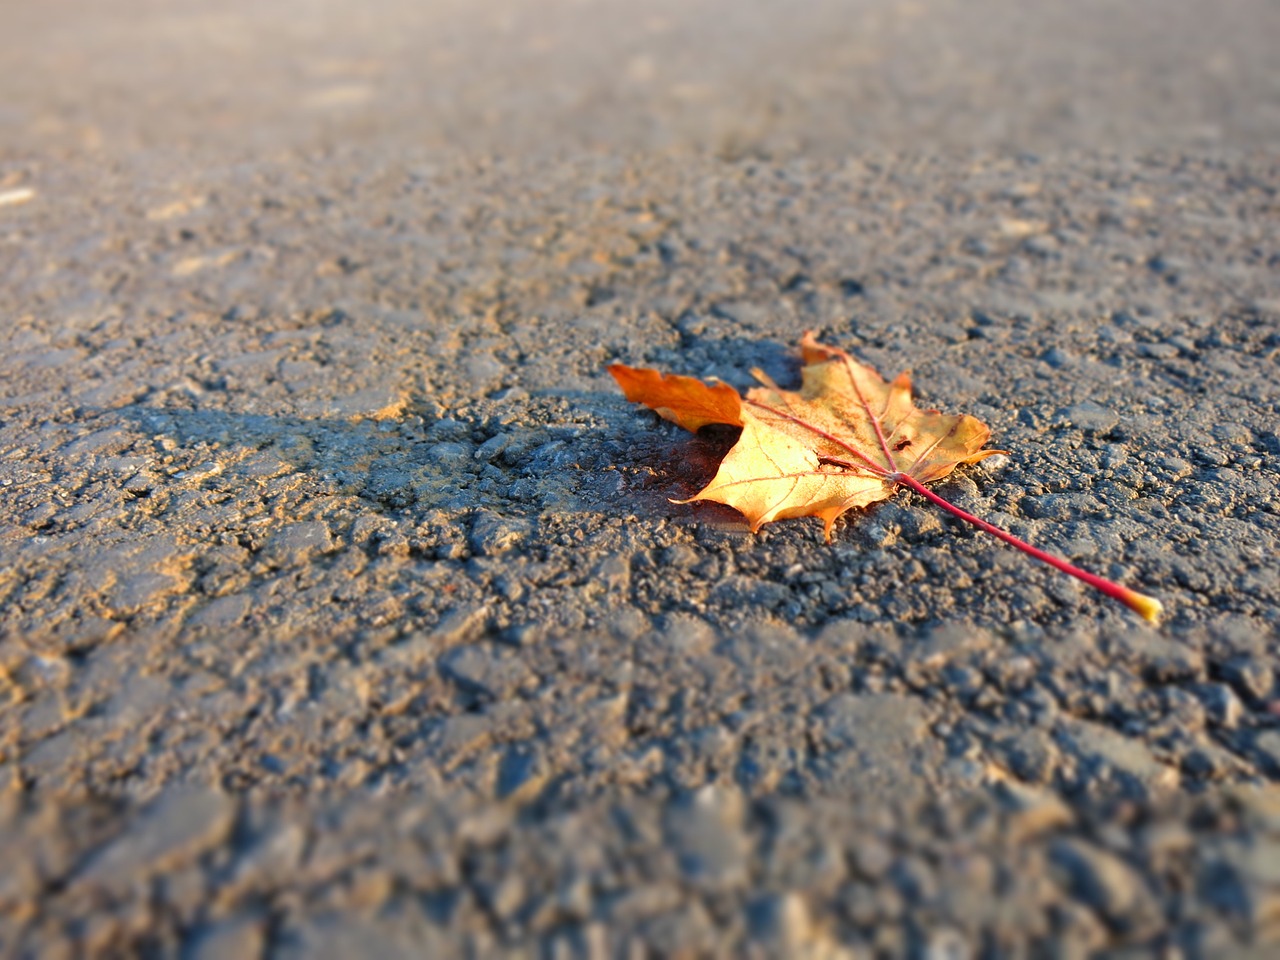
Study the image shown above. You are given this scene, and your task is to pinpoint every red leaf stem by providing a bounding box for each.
[891,472,1163,623]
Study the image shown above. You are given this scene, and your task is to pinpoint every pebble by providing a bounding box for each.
[1189,683,1243,729]
[1000,783,1075,844]
[184,916,267,960]
[852,837,894,880]
[439,644,530,700]
[468,512,531,556]
[1041,347,1074,369]
[747,891,816,952]
[663,786,748,890]
[1049,838,1160,935]
[1019,492,1093,521]
[1252,731,1280,776]
[495,742,548,801]
[303,386,406,421]
[1056,401,1120,434]
[229,822,308,893]
[73,785,236,895]
[1058,719,1180,799]
[276,914,440,960]
[260,521,334,567]
[990,728,1059,784]
[430,605,488,646]
[0,187,36,206]
[1231,786,1280,832]
[1221,658,1274,702]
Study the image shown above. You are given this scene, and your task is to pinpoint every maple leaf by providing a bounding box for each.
[610,332,1163,623]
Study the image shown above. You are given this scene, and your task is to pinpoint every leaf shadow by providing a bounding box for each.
[88,334,806,528]
[561,331,809,526]
[109,403,478,517]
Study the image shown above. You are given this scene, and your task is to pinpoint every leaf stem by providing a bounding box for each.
[891,472,1163,623]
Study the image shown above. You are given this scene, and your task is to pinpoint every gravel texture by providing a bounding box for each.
[2,0,1280,956]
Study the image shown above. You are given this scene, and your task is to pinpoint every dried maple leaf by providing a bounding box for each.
[610,332,1163,623]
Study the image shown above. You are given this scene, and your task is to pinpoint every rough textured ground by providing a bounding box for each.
[2,0,1280,956]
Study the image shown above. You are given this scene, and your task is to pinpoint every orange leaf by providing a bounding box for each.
[611,332,1002,539]
[607,364,743,432]
[610,331,1164,623]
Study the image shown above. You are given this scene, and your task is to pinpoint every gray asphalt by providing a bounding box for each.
[2,1,1280,956]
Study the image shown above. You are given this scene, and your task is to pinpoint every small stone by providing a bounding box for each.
[638,901,720,956]
[473,435,537,468]
[889,855,938,906]
[275,913,438,960]
[917,623,999,667]
[260,521,333,567]
[813,693,939,802]
[426,418,471,442]
[1058,719,1180,798]
[1161,687,1207,732]
[1052,901,1109,955]
[940,664,985,701]
[663,786,748,890]
[468,512,531,556]
[183,916,266,960]
[1230,785,1280,832]
[1023,233,1058,257]
[1235,839,1280,886]
[214,348,287,376]
[555,873,594,922]
[1050,839,1160,935]
[1019,492,1092,521]
[187,594,251,632]
[1138,821,1194,861]
[592,553,630,592]
[1197,849,1280,929]
[455,804,514,846]
[924,927,974,960]
[306,386,406,421]
[1057,401,1120,434]
[1198,860,1248,918]
[1221,657,1274,702]
[747,892,815,952]
[1189,683,1244,729]
[480,871,526,922]
[1142,342,1181,360]
[658,544,699,570]
[990,728,1059,784]
[1252,731,1280,776]
[230,822,308,892]
[1041,347,1074,369]
[439,644,529,700]
[852,837,894,880]
[435,713,493,761]
[495,742,548,801]
[426,441,472,465]
[430,605,488,646]
[174,460,224,483]
[999,783,1074,844]
[0,186,36,207]
[75,785,236,894]
[608,883,683,922]
[101,673,175,731]
[1181,743,1242,781]
[1127,635,1204,683]
[0,834,39,913]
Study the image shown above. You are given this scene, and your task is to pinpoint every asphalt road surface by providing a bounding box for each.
[2,0,1280,956]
